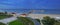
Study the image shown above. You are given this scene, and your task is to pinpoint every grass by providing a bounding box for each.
[0,22,6,25]
[0,14,13,19]
[54,21,60,25]
[9,20,25,25]
[54,22,60,25]
[17,17,34,25]
[9,17,34,25]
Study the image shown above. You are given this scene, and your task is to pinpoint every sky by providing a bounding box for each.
[0,0,60,9]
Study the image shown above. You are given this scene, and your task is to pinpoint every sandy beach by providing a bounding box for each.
[28,14,60,19]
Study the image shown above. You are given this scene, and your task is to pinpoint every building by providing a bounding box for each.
[20,14,27,17]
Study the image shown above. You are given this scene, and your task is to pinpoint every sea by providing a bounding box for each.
[0,9,60,14]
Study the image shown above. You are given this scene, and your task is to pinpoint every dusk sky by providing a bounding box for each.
[0,0,60,9]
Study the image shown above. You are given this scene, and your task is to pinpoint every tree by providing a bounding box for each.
[5,11,7,14]
[35,19,40,23]
[41,16,56,25]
